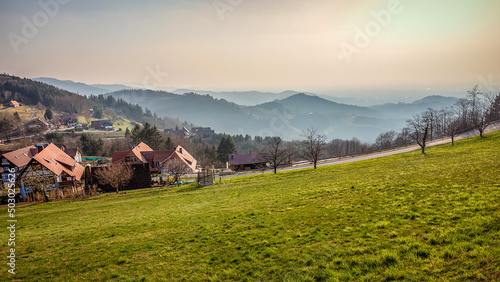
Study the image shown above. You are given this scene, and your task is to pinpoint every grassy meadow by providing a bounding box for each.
[1,132,499,281]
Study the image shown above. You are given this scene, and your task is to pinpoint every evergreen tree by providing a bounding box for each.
[217,136,226,163]
[45,132,63,143]
[492,93,500,120]
[44,108,53,120]
[124,127,131,138]
[93,108,103,119]
[13,112,21,123]
[130,122,164,150]
[217,135,237,164]
[165,137,175,150]
[79,133,103,156]
[131,124,142,145]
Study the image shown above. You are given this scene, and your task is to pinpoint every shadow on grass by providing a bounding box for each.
[176,185,203,193]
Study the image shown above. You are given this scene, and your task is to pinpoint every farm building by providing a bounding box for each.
[90,120,113,131]
[9,100,20,107]
[228,154,267,171]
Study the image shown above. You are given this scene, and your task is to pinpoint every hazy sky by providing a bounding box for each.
[1,0,499,96]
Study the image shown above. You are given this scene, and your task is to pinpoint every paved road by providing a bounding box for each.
[28,106,36,120]
[220,121,500,179]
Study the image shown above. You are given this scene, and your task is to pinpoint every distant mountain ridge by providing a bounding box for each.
[105,89,388,141]
[257,93,382,117]
[171,89,311,106]
[33,77,134,96]
[369,95,459,118]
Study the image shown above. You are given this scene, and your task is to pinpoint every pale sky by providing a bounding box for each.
[1,0,499,96]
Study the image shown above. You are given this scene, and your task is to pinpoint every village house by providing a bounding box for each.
[191,127,215,136]
[59,114,78,127]
[16,143,84,200]
[64,147,83,163]
[9,100,20,107]
[112,142,198,174]
[0,146,39,185]
[90,120,113,131]
[25,117,50,130]
[228,153,267,171]
[164,127,190,137]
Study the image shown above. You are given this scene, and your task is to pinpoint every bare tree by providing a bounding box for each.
[425,108,439,140]
[260,137,294,174]
[163,158,189,187]
[374,130,397,150]
[466,85,495,138]
[405,111,432,154]
[454,98,472,130]
[473,95,492,138]
[301,127,327,169]
[441,108,460,146]
[95,163,134,193]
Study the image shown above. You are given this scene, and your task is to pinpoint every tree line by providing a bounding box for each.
[392,86,499,154]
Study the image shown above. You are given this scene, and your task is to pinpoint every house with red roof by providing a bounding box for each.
[0,146,39,184]
[9,100,20,107]
[16,143,85,200]
[112,142,198,174]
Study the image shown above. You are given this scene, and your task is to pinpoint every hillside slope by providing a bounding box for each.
[0,74,180,132]
[2,132,499,281]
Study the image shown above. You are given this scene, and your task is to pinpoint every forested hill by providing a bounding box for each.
[0,74,93,114]
[0,74,178,129]
[106,89,388,141]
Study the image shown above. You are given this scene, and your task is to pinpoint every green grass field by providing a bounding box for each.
[4,106,44,122]
[1,132,499,281]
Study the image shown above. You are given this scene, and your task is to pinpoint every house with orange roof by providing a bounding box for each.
[9,100,20,107]
[112,142,198,174]
[164,145,198,173]
[16,143,85,200]
[1,146,39,184]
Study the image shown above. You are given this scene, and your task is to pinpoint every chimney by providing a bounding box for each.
[36,144,45,153]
